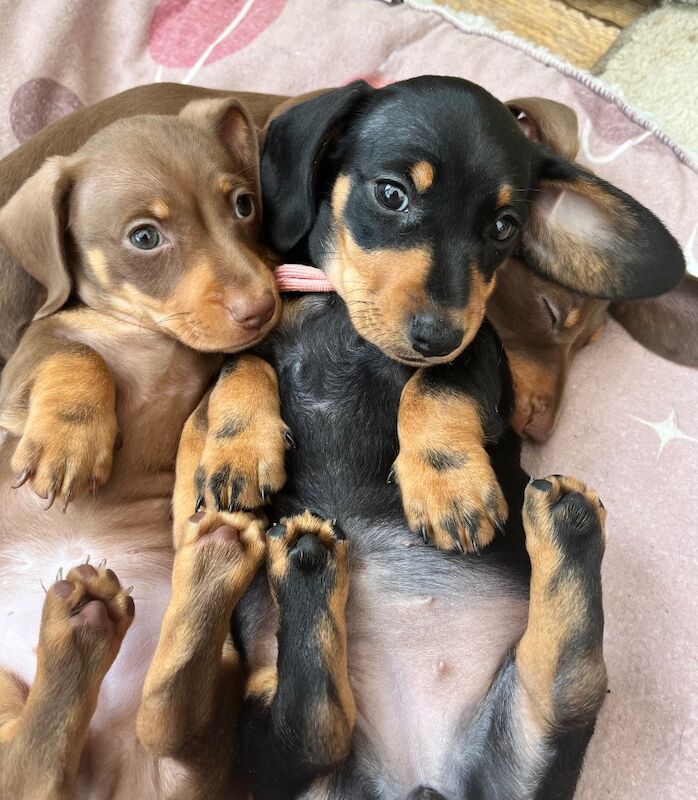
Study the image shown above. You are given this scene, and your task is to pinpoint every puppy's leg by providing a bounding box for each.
[239,513,354,800]
[395,326,510,553]
[137,510,265,794]
[459,476,607,799]
[0,316,118,509]
[193,355,292,513]
[0,564,134,800]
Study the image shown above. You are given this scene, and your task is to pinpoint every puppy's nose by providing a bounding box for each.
[226,291,276,331]
[409,313,463,357]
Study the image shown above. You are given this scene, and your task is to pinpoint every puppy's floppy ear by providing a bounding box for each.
[260,80,372,254]
[521,154,685,299]
[179,97,260,181]
[508,103,685,299]
[0,157,74,320]
[506,96,580,160]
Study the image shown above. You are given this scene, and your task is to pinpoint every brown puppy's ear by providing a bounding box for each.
[260,80,372,255]
[506,96,580,160]
[519,151,685,300]
[610,273,698,367]
[0,157,73,320]
[179,97,260,179]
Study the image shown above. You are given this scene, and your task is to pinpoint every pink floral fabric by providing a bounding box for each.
[0,1,696,797]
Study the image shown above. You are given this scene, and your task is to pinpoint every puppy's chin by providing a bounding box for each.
[161,307,281,353]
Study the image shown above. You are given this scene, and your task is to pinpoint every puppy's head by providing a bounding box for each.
[261,77,684,366]
[0,98,281,352]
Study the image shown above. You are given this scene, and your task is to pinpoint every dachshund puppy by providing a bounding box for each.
[182,77,681,799]
[0,99,286,799]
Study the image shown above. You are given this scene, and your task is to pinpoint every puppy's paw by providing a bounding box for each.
[523,475,606,564]
[11,405,118,511]
[394,445,507,554]
[40,561,134,680]
[194,412,292,513]
[174,510,266,600]
[194,357,291,513]
[266,512,348,601]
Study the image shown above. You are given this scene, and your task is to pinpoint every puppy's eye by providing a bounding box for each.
[490,215,518,243]
[129,225,161,250]
[375,181,409,212]
[233,191,255,220]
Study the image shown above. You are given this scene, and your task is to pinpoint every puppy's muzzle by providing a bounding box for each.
[409,313,463,358]
[226,290,277,331]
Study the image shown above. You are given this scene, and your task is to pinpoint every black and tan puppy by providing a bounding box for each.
[166,78,683,799]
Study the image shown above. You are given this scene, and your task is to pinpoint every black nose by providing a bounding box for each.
[409,314,463,357]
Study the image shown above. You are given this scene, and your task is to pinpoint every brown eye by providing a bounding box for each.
[234,191,254,219]
[490,215,517,242]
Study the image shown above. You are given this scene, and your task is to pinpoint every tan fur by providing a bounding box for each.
[410,161,434,193]
[0,563,134,800]
[187,355,290,518]
[137,510,264,777]
[496,184,513,207]
[394,372,507,552]
[6,346,118,506]
[149,198,171,221]
[516,476,607,730]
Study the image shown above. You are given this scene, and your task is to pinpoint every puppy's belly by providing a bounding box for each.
[346,564,528,796]
[0,446,176,798]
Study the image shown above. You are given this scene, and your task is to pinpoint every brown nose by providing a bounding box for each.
[226,291,276,331]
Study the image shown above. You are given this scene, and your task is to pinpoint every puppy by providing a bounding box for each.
[0,98,285,799]
[486,97,698,442]
[177,77,681,799]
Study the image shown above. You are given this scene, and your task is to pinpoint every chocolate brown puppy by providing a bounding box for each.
[0,99,283,799]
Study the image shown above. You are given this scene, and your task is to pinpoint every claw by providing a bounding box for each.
[84,555,91,565]
[387,468,395,485]
[44,490,56,511]
[260,486,269,503]
[418,524,429,545]
[98,558,107,569]
[452,538,464,554]
[194,494,204,513]
[62,489,73,513]
[56,567,63,582]
[12,469,31,489]
[331,520,347,541]
[125,585,134,596]
[283,429,296,449]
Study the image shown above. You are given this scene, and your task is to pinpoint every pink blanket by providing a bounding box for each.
[1,1,696,797]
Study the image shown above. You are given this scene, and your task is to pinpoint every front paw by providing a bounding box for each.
[194,412,293,513]
[11,406,119,510]
[394,446,507,553]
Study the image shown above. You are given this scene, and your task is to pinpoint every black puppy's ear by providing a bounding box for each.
[520,153,685,300]
[261,80,371,254]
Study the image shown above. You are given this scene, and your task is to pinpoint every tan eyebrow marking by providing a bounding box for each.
[410,161,435,193]
[563,308,581,328]
[496,184,513,208]
[149,198,170,220]
[219,176,234,194]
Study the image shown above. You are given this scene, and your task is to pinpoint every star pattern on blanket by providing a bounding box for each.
[630,407,698,458]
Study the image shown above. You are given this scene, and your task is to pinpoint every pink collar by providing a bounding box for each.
[274,263,334,293]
